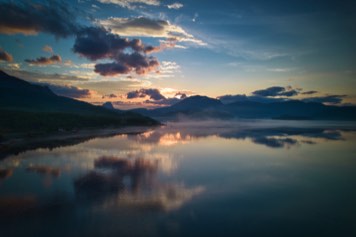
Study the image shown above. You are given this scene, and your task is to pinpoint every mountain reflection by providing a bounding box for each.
[129,124,347,149]
[0,122,353,161]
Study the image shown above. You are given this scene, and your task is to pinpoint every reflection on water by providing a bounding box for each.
[0,120,355,237]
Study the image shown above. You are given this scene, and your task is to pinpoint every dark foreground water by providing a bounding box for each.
[0,120,355,237]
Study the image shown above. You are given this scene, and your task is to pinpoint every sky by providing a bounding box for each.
[0,0,355,108]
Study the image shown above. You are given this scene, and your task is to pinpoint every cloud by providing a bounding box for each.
[217,94,287,104]
[25,54,62,65]
[218,87,348,105]
[73,26,128,61]
[42,45,53,53]
[252,86,285,97]
[94,62,131,76]
[98,17,206,46]
[5,63,20,70]
[127,88,165,100]
[97,0,160,9]
[102,93,118,99]
[302,95,347,104]
[80,80,150,95]
[175,92,187,99]
[125,88,190,107]
[0,48,13,62]
[252,86,299,97]
[218,85,303,104]
[301,90,318,95]
[167,3,183,9]
[117,52,159,74]
[0,1,78,37]
[252,137,298,148]
[94,54,159,76]
[73,26,160,76]
[39,83,93,99]
[0,2,165,77]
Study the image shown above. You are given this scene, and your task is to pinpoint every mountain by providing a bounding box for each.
[0,70,115,115]
[0,70,158,137]
[102,101,116,111]
[129,95,356,121]
[169,95,222,110]
[131,95,232,120]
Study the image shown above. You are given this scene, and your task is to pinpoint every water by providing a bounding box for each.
[0,120,355,237]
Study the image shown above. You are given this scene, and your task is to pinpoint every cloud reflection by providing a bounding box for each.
[26,165,61,177]
[0,168,13,181]
[0,196,37,216]
[75,155,203,211]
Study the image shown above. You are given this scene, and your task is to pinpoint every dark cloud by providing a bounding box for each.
[302,90,318,95]
[0,48,13,62]
[0,1,78,37]
[127,88,165,100]
[102,94,118,99]
[25,54,62,65]
[45,84,92,99]
[252,137,298,148]
[218,88,347,105]
[302,95,347,104]
[252,86,299,97]
[73,26,129,61]
[278,90,298,97]
[0,2,168,77]
[117,52,159,75]
[94,62,130,76]
[126,88,190,107]
[73,26,160,76]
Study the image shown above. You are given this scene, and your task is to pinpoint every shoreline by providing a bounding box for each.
[0,125,160,160]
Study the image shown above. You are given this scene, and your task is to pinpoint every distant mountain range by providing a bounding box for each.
[0,70,158,137]
[128,95,356,121]
[2,69,355,139]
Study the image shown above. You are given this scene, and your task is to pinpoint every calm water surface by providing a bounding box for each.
[0,120,355,237]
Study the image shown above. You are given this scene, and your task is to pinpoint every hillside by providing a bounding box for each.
[0,70,158,138]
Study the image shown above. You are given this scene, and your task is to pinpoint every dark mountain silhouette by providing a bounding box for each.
[102,101,117,111]
[0,70,158,137]
[130,95,232,119]
[0,70,116,115]
[129,94,356,121]
[170,95,222,110]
